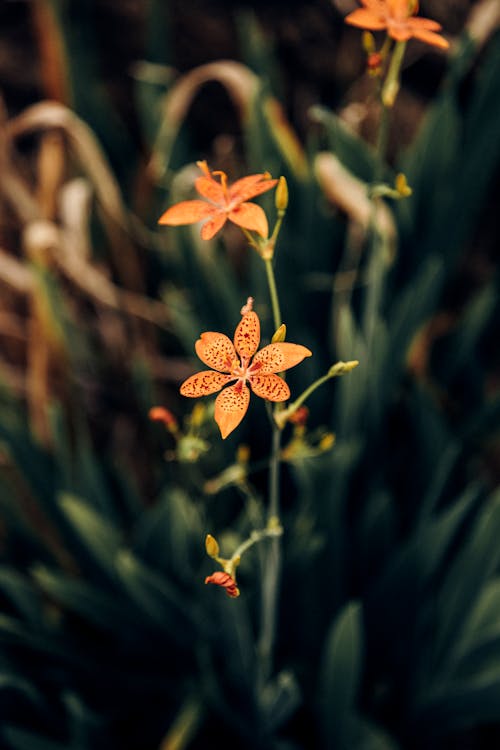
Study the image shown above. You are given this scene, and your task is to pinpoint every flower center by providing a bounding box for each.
[230,357,262,385]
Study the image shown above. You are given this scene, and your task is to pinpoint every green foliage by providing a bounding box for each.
[0,7,499,750]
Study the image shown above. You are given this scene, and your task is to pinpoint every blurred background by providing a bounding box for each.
[0,1,499,748]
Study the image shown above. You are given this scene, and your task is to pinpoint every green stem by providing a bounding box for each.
[258,424,282,683]
[264,257,282,333]
[258,250,283,684]
[374,102,390,183]
[274,361,359,428]
[374,40,406,182]
[381,40,407,109]
[364,40,406,346]
[230,522,283,563]
[285,371,332,414]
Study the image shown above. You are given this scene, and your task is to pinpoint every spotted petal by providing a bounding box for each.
[250,374,290,402]
[229,174,278,204]
[180,371,231,397]
[234,311,260,360]
[252,343,312,374]
[158,200,216,226]
[215,384,250,439]
[229,202,269,238]
[195,333,238,372]
[200,212,227,240]
[195,175,225,204]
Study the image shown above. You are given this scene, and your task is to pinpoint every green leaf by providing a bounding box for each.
[417,668,500,734]
[58,494,121,579]
[319,601,363,749]
[0,568,43,625]
[260,671,301,734]
[434,489,500,670]
[0,674,44,708]
[115,550,202,640]
[32,566,139,633]
[133,487,203,575]
[309,105,377,182]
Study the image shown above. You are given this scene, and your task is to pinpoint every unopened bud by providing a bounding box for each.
[319,433,336,451]
[190,403,205,428]
[275,176,289,212]
[367,52,383,77]
[362,31,376,55]
[205,534,220,558]
[395,173,412,197]
[328,360,360,377]
[237,444,250,464]
[272,323,287,343]
[288,406,309,426]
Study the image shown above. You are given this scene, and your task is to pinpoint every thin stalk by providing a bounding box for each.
[374,102,390,183]
[258,423,282,683]
[264,257,282,333]
[230,519,283,564]
[258,253,283,684]
[363,40,407,344]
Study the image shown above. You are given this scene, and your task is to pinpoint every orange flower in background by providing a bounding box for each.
[158,161,278,240]
[180,309,312,439]
[344,0,449,49]
[205,571,240,598]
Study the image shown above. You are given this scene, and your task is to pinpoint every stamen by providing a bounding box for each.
[212,170,229,202]
[196,160,211,176]
[240,297,254,316]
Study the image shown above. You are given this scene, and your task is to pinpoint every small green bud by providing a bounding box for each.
[272,324,287,343]
[395,173,412,197]
[275,176,289,212]
[205,534,220,558]
[328,360,360,377]
[362,31,376,55]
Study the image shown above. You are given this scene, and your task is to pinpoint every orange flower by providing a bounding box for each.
[345,0,449,49]
[158,161,278,240]
[205,571,240,598]
[180,310,312,439]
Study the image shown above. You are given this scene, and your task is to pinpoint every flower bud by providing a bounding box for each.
[288,405,309,426]
[319,433,336,451]
[205,534,220,559]
[189,403,205,428]
[362,30,376,54]
[328,360,359,377]
[205,571,240,598]
[275,176,289,212]
[237,444,250,464]
[367,52,383,77]
[395,173,412,197]
[272,324,287,343]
